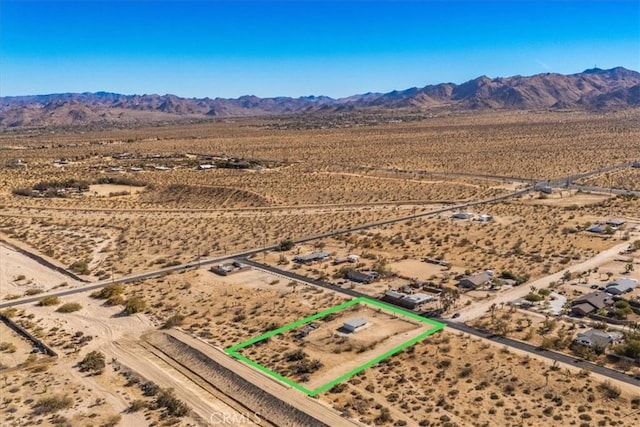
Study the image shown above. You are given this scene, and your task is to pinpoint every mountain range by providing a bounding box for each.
[1,67,638,128]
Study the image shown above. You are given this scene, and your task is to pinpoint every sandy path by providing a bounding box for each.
[455,241,631,322]
[105,338,247,426]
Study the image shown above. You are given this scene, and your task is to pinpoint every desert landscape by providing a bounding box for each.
[1,104,639,427]
[3,0,640,424]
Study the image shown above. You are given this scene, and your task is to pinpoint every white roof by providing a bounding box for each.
[344,317,367,328]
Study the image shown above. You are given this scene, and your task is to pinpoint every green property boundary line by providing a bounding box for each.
[225,296,445,396]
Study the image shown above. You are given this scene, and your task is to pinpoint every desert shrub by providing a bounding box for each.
[153,388,189,417]
[1,308,18,317]
[95,176,145,187]
[24,288,44,296]
[0,342,17,353]
[458,365,473,378]
[163,314,185,329]
[32,395,73,415]
[38,296,60,306]
[375,407,392,424]
[78,350,106,374]
[104,295,126,306]
[128,399,147,412]
[285,349,307,362]
[91,284,124,299]
[597,381,621,399]
[328,383,348,393]
[278,238,295,251]
[69,260,90,275]
[124,296,146,315]
[57,303,82,313]
[100,414,122,427]
[141,381,160,396]
[525,293,543,302]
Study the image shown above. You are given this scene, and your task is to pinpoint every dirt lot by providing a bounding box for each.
[0,241,80,300]
[237,302,428,390]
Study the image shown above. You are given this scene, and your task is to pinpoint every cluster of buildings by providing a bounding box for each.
[586,219,626,234]
[570,279,638,317]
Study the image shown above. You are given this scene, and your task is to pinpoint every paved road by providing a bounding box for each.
[549,161,635,187]
[242,259,640,389]
[568,184,640,197]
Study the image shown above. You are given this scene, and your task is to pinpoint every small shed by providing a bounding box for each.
[343,317,367,333]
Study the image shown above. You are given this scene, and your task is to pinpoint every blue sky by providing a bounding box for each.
[1,1,638,98]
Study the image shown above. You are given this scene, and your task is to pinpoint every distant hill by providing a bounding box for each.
[1,67,638,128]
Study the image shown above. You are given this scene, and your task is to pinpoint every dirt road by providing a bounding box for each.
[105,337,250,426]
[164,329,366,427]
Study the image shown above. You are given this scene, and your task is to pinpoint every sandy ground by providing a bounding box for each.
[0,322,47,368]
[88,184,145,196]
[241,304,428,390]
[0,241,80,299]
[387,258,449,279]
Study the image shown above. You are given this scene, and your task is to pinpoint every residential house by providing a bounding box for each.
[383,290,435,309]
[457,272,492,290]
[346,270,377,284]
[574,329,624,350]
[333,255,359,265]
[606,278,638,295]
[586,223,610,234]
[571,292,613,316]
[293,252,330,264]
[606,218,626,228]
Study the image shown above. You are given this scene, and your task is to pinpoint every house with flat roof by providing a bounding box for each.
[606,278,637,295]
[382,290,435,309]
[346,270,377,284]
[293,251,330,264]
[606,218,626,227]
[343,317,367,333]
